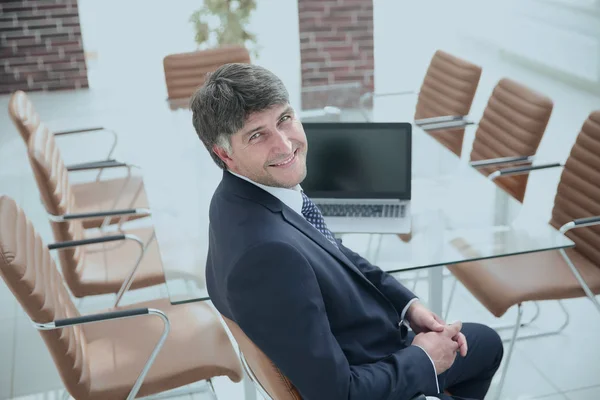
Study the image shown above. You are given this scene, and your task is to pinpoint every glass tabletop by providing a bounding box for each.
[137,95,574,305]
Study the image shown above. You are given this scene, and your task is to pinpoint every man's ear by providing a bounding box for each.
[213,145,233,168]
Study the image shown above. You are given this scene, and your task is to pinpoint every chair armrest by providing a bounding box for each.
[560,216,600,234]
[488,162,563,181]
[49,208,150,222]
[419,119,475,132]
[32,308,169,400]
[54,127,119,170]
[574,216,600,227]
[49,232,148,308]
[66,159,127,172]
[48,234,128,250]
[470,155,534,169]
[53,126,108,136]
[415,115,466,126]
[49,307,151,328]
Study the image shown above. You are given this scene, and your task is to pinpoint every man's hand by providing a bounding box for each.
[405,300,445,334]
[412,322,463,375]
[406,301,468,357]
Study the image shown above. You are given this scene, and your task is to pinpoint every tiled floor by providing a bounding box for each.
[2,3,600,399]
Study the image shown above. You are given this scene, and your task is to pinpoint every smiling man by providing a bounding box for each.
[190,63,503,400]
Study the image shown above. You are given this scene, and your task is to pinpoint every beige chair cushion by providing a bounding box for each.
[86,299,242,399]
[415,50,482,157]
[448,247,600,317]
[70,226,165,298]
[222,316,302,400]
[470,78,553,202]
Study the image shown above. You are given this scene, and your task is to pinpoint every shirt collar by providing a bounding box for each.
[228,171,304,215]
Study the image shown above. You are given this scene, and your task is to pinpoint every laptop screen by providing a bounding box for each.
[301,122,411,200]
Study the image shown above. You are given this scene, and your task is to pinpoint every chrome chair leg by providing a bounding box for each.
[493,302,541,332]
[559,248,600,314]
[494,304,523,400]
[499,300,570,342]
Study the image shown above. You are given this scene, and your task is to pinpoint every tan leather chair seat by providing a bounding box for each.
[74,227,164,297]
[449,248,600,318]
[86,299,241,399]
[71,174,150,229]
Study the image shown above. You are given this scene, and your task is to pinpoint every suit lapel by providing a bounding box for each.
[222,171,371,284]
[281,206,366,279]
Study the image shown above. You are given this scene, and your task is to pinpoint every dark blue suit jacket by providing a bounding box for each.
[206,171,438,399]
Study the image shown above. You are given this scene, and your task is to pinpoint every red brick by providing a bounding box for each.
[1,4,35,13]
[298,2,329,13]
[313,30,348,38]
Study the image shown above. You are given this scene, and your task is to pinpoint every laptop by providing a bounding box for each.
[301,122,412,234]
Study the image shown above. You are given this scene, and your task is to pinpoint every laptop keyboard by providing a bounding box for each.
[317,204,406,218]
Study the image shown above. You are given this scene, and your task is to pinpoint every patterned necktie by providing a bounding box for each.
[301,192,338,246]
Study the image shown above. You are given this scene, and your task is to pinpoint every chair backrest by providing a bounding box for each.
[470,78,554,203]
[26,123,88,294]
[222,316,302,400]
[550,110,600,265]
[415,50,482,157]
[163,46,251,107]
[8,90,42,143]
[0,195,92,399]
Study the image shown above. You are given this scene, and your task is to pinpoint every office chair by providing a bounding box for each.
[447,110,600,400]
[27,124,165,306]
[441,78,555,324]
[8,90,134,181]
[360,49,482,157]
[10,92,151,230]
[461,78,554,203]
[0,195,242,400]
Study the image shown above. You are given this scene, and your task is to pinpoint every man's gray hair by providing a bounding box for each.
[190,63,290,169]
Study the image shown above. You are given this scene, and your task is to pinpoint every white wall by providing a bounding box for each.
[373,0,600,95]
[457,0,600,88]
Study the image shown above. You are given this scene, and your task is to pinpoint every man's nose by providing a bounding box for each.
[273,129,293,153]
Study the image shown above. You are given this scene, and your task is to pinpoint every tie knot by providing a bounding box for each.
[301,192,317,217]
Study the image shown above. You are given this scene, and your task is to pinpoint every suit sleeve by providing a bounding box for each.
[337,240,418,319]
[226,241,437,400]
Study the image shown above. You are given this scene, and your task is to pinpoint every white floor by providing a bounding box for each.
[2,9,600,400]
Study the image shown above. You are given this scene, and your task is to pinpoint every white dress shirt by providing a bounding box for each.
[228,170,439,392]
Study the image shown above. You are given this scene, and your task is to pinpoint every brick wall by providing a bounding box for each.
[0,0,88,95]
[298,0,374,110]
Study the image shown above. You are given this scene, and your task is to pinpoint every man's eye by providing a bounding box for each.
[249,132,261,141]
[280,115,291,122]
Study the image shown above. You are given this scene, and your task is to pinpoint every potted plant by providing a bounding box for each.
[189,0,259,58]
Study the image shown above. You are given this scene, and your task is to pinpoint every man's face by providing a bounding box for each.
[215,103,308,188]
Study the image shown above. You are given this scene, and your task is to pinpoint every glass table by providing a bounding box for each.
[136,96,574,316]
